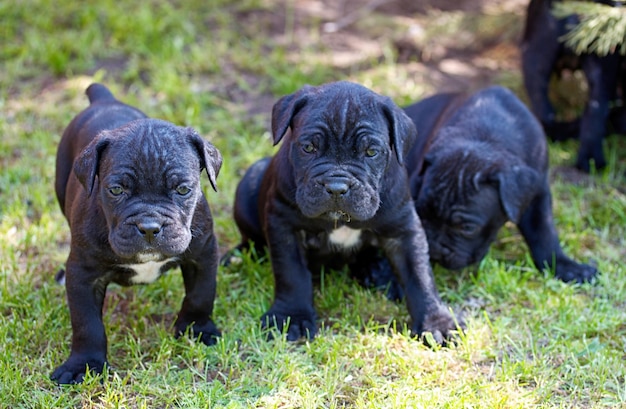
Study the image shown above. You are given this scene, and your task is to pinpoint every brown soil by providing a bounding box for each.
[256,0,529,91]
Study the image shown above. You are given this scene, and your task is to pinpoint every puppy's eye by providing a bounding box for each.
[302,143,316,154]
[176,185,191,196]
[457,223,479,237]
[109,186,124,196]
[365,147,378,157]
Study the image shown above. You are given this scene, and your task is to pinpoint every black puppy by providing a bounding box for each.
[521,0,625,171]
[52,83,223,384]
[228,81,460,344]
[401,86,597,283]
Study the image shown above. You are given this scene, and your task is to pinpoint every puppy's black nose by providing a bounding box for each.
[324,181,349,196]
[137,221,162,243]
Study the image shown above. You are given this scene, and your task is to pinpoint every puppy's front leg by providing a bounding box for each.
[175,234,221,346]
[517,187,598,283]
[51,259,108,384]
[383,213,461,345]
[261,215,317,341]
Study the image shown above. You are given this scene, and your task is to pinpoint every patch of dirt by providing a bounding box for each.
[261,0,528,88]
[42,1,531,123]
[551,165,596,186]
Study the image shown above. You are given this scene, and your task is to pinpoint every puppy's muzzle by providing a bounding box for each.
[297,170,378,221]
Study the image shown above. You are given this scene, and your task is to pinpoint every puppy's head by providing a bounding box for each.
[414,139,542,270]
[271,81,416,222]
[73,118,222,261]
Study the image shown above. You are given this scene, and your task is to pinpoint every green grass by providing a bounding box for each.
[1,0,625,407]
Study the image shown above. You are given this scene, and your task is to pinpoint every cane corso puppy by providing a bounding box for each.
[52,83,223,384]
[228,81,460,344]
[400,86,598,283]
[521,0,625,171]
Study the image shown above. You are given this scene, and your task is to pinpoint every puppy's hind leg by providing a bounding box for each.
[521,1,571,141]
[576,52,621,171]
[349,249,404,301]
[222,158,272,266]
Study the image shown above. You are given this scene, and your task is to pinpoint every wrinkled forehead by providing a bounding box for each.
[425,151,486,205]
[295,91,388,137]
[101,123,200,178]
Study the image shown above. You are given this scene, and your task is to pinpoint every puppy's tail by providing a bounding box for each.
[86,83,116,104]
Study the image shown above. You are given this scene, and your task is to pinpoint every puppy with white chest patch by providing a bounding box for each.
[226,81,461,344]
[52,83,223,384]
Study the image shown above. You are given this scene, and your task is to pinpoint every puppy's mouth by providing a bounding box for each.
[327,210,352,223]
[135,251,167,263]
[429,245,479,271]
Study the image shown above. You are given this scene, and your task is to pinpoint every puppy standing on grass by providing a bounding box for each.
[52,83,223,384]
[402,86,598,283]
[227,81,461,344]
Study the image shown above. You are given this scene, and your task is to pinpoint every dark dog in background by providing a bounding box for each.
[227,81,461,344]
[52,84,223,384]
[367,86,597,297]
[521,0,625,172]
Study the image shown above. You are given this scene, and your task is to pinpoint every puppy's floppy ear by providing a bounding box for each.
[186,128,223,192]
[418,153,434,177]
[490,164,543,223]
[408,152,434,201]
[271,85,313,145]
[73,132,112,196]
[380,98,417,166]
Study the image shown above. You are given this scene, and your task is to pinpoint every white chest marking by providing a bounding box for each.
[328,226,362,249]
[125,258,175,284]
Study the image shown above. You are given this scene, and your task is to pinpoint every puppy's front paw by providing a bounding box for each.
[175,319,221,346]
[51,355,107,385]
[554,258,598,284]
[261,306,318,341]
[413,305,464,347]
